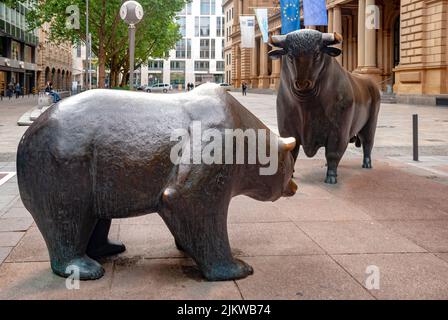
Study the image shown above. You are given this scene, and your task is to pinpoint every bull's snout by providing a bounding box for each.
[283,179,298,197]
[294,80,314,92]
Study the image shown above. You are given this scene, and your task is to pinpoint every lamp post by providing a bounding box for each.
[120,1,144,91]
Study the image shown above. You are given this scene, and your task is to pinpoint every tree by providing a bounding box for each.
[26,0,187,88]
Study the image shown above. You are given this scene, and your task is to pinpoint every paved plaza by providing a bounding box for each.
[0,93,448,299]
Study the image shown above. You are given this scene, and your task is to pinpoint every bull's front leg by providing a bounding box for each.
[324,135,349,184]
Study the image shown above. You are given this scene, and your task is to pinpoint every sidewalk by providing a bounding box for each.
[0,94,448,299]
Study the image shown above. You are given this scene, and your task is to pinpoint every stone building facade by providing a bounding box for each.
[36,23,73,92]
[225,0,448,98]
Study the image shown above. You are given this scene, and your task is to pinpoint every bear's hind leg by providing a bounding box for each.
[87,219,126,259]
[160,203,253,281]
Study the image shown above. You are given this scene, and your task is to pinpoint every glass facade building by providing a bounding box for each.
[0,1,38,96]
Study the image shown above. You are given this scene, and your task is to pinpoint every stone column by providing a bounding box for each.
[251,38,259,88]
[333,6,342,64]
[270,30,281,90]
[258,38,270,88]
[348,15,353,71]
[357,0,365,69]
[364,0,376,68]
[342,17,348,68]
[328,8,334,33]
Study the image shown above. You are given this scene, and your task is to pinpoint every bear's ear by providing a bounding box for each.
[279,137,296,152]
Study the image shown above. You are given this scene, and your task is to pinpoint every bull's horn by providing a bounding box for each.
[289,179,298,194]
[269,34,287,48]
[322,32,343,46]
[279,137,296,152]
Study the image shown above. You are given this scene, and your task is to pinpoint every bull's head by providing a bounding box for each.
[269,30,342,94]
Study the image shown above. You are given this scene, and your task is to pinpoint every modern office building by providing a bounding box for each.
[226,0,448,102]
[139,0,225,89]
[0,1,38,96]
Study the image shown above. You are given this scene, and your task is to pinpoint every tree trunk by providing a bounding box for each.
[98,46,106,88]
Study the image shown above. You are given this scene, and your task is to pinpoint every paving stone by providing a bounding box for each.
[0,218,34,232]
[435,253,448,264]
[276,198,372,222]
[0,232,24,247]
[386,220,448,253]
[228,196,290,224]
[228,222,324,256]
[0,261,113,300]
[7,225,120,263]
[348,197,448,221]
[236,256,373,300]
[1,207,32,219]
[332,253,448,300]
[118,223,184,259]
[297,221,426,254]
[110,258,242,300]
[0,183,19,195]
[0,247,12,264]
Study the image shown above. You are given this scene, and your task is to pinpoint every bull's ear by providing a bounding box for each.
[322,46,342,57]
[268,47,287,60]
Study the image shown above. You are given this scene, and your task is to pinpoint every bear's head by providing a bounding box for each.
[239,136,297,202]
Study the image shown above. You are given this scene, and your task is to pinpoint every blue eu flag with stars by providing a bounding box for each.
[280,0,301,35]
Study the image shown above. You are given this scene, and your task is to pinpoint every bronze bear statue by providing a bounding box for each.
[17,84,297,281]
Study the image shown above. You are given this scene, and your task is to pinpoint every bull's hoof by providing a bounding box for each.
[202,259,254,281]
[87,240,126,259]
[52,256,105,280]
[325,175,338,184]
[362,158,372,169]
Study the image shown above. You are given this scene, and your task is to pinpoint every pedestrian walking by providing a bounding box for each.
[242,82,248,96]
[15,82,21,99]
[7,82,13,100]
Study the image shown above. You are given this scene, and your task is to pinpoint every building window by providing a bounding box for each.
[176,39,186,59]
[177,16,186,37]
[200,17,210,37]
[216,61,224,71]
[200,0,210,15]
[11,40,20,60]
[187,39,192,59]
[148,60,164,70]
[211,39,215,59]
[170,60,185,71]
[76,45,82,58]
[195,17,200,37]
[200,39,210,59]
[216,17,224,37]
[24,45,32,63]
[171,72,185,88]
[211,0,216,15]
[187,2,192,15]
[195,61,209,71]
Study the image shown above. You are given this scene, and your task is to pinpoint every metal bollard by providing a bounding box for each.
[413,114,419,161]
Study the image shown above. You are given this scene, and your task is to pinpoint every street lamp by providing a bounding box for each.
[120,1,144,91]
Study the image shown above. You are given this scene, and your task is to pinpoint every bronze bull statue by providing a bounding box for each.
[17,84,297,281]
[269,30,381,184]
